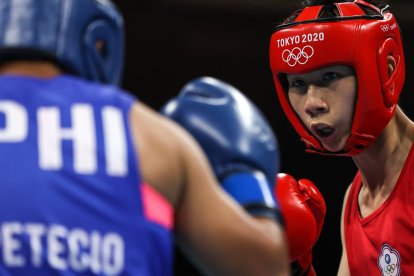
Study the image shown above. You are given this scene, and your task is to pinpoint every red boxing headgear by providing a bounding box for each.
[269,0,405,155]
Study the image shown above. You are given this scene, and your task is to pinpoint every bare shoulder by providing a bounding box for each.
[340,183,352,225]
[340,183,353,243]
[128,102,196,207]
[129,101,191,150]
[338,183,352,276]
[343,184,352,206]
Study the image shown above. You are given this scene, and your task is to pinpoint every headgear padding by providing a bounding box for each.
[270,0,405,155]
[0,0,124,85]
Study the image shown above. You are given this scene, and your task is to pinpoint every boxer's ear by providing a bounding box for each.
[377,38,401,108]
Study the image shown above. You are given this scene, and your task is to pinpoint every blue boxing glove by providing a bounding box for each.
[161,76,282,223]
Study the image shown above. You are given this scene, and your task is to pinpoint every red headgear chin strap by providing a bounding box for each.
[269,0,405,156]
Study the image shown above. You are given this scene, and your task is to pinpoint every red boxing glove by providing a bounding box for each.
[275,173,326,274]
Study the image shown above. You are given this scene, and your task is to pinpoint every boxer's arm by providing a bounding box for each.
[130,102,290,276]
[130,102,184,206]
[177,139,289,276]
[338,185,351,276]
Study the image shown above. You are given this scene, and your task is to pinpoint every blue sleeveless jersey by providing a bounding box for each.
[0,75,173,275]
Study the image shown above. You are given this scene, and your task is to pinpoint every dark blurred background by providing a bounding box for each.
[112,1,414,275]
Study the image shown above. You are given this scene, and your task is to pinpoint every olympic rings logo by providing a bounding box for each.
[381,24,390,32]
[383,263,395,274]
[281,45,314,67]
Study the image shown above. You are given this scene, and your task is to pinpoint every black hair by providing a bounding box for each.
[0,48,76,75]
[280,0,390,24]
[299,0,389,8]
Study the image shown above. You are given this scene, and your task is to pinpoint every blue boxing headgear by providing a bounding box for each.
[0,0,124,85]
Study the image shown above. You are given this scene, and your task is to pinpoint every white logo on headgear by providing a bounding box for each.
[378,244,400,276]
[282,45,314,67]
[381,24,390,32]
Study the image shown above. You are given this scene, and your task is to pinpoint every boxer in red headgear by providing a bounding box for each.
[270,0,414,275]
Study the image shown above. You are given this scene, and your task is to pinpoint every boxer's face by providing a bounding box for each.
[287,65,356,152]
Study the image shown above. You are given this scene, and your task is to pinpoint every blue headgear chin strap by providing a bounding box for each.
[0,0,124,85]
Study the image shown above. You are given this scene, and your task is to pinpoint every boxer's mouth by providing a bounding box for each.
[311,123,335,138]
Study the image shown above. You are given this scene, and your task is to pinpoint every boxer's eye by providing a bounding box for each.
[290,79,306,88]
[323,72,338,81]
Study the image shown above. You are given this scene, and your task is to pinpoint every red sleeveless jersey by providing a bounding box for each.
[344,143,414,275]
